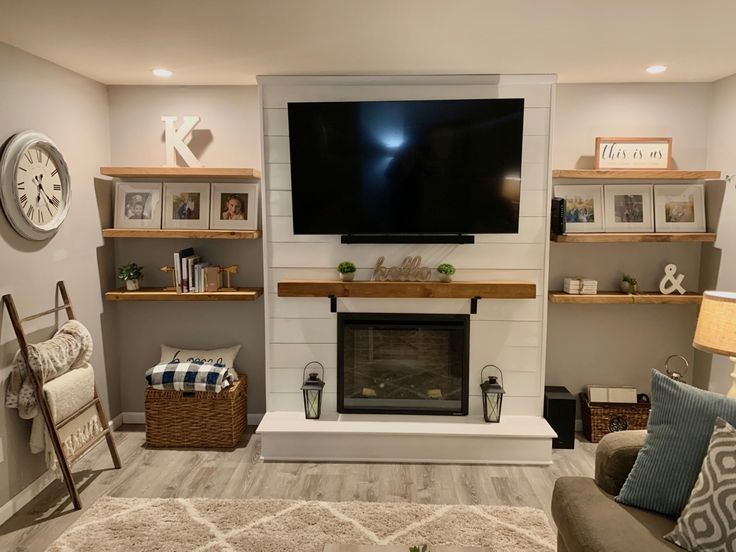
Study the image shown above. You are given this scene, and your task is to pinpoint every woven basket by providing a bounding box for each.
[145,377,247,448]
[580,393,650,443]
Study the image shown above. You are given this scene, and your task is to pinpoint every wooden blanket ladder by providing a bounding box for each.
[2,281,121,510]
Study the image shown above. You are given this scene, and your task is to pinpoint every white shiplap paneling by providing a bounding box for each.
[260,75,553,419]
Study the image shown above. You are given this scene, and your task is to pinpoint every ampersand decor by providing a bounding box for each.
[659,263,686,295]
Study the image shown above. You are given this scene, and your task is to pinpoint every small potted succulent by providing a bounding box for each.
[337,261,357,282]
[621,273,639,295]
[437,263,456,283]
[118,262,144,291]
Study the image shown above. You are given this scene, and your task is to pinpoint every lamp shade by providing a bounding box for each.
[693,291,736,357]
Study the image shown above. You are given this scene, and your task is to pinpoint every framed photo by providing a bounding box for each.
[595,137,672,170]
[653,184,706,232]
[114,181,162,229]
[553,185,605,233]
[210,183,260,230]
[603,185,654,232]
[163,182,210,230]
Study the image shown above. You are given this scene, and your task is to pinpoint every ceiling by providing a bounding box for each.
[1,0,734,85]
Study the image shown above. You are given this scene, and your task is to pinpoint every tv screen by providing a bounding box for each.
[287,98,524,235]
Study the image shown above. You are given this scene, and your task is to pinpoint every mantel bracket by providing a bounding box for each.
[329,295,337,313]
[470,297,481,315]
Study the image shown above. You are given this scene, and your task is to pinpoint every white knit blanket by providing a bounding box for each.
[5,320,101,474]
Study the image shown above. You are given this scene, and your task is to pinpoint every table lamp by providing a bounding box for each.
[693,291,736,399]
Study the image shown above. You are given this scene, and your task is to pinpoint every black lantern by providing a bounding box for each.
[301,361,326,419]
[480,364,505,423]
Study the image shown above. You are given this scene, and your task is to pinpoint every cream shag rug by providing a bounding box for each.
[48,497,556,552]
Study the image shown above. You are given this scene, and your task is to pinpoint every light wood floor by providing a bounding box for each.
[0,426,596,552]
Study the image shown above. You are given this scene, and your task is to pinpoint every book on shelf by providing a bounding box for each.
[563,277,598,295]
[174,247,193,293]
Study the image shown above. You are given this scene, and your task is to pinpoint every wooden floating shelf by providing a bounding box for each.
[548,291,703,305]
[278,280,537,299]
[105,287,263,302]
[102,228,262,240]
[551,232,716,243]
[552,169,721,180]
[100,167,261,180]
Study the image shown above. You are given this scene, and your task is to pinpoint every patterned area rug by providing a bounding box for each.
[48,497,556,551]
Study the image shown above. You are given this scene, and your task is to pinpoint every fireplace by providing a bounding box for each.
[337,313,470,415]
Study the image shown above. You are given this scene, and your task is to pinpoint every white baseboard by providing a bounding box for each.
[119,412,264,426]
[111,413,123,430]
[0,469,56,526]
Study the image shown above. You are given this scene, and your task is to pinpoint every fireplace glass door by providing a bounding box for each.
[338,313,469,415]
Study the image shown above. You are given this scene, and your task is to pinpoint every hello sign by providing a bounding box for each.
[595,137,672,170]
[372,256,432,282]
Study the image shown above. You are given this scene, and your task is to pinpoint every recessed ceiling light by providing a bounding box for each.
[152,68,173,78]
[646,65,668,74]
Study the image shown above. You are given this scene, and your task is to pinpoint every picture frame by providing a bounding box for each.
[595,137,672,170]
[163,182,210,230]
[603,185,654,232]
[209,182,260,230]
[553,184,605,233]
[653,184,706,232]
[114,181,162,229]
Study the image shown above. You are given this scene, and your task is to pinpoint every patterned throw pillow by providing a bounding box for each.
[616,370,736,517]
[665,418,736,552]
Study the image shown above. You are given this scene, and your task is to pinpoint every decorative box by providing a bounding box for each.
[145,376,247,448]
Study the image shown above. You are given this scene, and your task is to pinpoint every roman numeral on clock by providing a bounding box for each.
[19,193,28,206]
[53,183,61,191]
[24,152,33,164]
[38,210,44,223]
[26,205,34,220]
[36,149,42,163]
[51,169,58,177]
[17,182,24,189]
[50,196,60,208]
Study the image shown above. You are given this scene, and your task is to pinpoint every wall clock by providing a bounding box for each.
[0,130,71,240]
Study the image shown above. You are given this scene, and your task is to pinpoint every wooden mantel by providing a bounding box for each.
[277,280,536,299]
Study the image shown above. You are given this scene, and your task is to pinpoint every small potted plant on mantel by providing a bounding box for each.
[118,262,144,291]
[437,263,456,283]
[337,261,357,282]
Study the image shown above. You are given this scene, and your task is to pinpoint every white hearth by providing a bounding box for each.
[257,412,556,464]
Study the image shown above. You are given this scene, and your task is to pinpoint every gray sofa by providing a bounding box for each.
[552,430,681,552]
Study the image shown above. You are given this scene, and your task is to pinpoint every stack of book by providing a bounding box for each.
[563,277,598,295]
[173,248,219,293]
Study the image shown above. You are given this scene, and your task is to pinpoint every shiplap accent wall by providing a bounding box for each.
[258,75,555,417]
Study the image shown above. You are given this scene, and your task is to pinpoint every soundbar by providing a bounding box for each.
[341,234,475,245]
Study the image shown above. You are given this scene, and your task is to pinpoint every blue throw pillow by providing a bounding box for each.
[616,369,736,517]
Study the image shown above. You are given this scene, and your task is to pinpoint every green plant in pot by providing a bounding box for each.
[437,263,456,283]
[118,263,144,291]
[337,261,357,282]
[621,273,639,295]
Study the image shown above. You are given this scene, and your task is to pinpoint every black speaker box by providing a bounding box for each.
[544,386,577,449]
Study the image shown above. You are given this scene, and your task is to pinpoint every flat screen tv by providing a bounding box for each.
[287,98,524,236]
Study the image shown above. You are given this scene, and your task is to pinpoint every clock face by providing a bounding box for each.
[0,131,71,240]
[15,145,66,228]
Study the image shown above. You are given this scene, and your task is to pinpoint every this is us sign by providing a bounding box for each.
[595,137,672,170]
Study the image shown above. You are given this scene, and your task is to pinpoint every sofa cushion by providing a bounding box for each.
[553,476,680,552]
[616,370,736,517]
[665,417,736,551]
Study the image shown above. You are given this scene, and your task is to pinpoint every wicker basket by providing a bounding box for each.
[145,377,247,448]
[580,393,650,443]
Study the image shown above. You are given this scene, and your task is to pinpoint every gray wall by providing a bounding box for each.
[0,43,114,506]
[106,86,266,415]
[696,74,736,392]
[547,83,713,405]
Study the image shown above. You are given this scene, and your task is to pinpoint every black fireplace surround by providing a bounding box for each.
[337,313,470,415]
